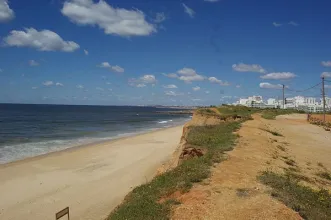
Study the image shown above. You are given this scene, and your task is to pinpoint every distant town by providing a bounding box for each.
[232,96,331,112]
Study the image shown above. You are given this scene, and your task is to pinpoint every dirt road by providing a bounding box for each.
[171,114,331,220]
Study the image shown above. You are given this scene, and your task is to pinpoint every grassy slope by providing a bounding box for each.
[108,106,248,220]
[259,171,331,220]
[261,109,304,120]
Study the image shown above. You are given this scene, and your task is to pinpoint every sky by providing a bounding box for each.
[1,0,331,106]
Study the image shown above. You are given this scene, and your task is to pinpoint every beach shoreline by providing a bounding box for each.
[0,124,185,220]
[0,122,187,167]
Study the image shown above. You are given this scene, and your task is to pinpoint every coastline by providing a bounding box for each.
[0,124,185,220]
[0,121,188,167]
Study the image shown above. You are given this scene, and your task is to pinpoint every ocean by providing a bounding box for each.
[0,104,191,164]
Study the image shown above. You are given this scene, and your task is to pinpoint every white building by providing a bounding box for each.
[305,97,316,105]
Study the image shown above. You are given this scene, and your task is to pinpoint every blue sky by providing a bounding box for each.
[1,0,331,106]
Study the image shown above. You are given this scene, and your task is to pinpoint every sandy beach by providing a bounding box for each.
[0,125,184,220]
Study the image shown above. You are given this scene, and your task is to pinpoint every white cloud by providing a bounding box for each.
[204,0,219,2]
[192,99,201,101]
[3,28,80,52]
[178,75,204,83]
[163,84,178,89]
[176,68,204,83]
[29,60,39,66]
[154,12,166,23]
[111,65,124,73]
[260,72,296,80]
[98,62,124,73]
[232,63,266,73]
[321,72,331,78]
[259,82,283,89]
[177,67,197,76]
[61,0,156,37]
[32,87,38,89]
[205,91,210,94]
[99,62,111,68]
[273,22,282,27]
[76,84,84,89]
[208,77,229,86]
[56,82,64,87]
[96,87,104,91]
[325,85,331,89]
[43,81,54,86]
[84,49,89,55]
[182,3,195,18]
[236,85,241,88]
[140,75,156,84]
[129,75,156,87]
[192,86,200,91]
[321,61,331,67]
[0,68,2,72]
[288,21,299,26]
[0,0,15,22]
[162,73,178,78]
[165,91,183,96]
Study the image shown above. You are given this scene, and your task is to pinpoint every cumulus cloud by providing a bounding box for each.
[192,86,200,91]
[55,82,64,86]
[259,82,283,89]
[61,0,156,37]
[205,91,210,94]
[208,77,229,86]
[140,75,156,84]
[43,81,54,86]
[321,72,331,78]
[76,84,84,89]
[288,21,299,26]
[176,68,204,83]
[96,87,104,91]
[232,63,266,73]
[273,22,282,27]
[154,12,166,23]
[162,73,178,78]
[204,0,219,2]
[84,49,89,55]
[321,61,331,67]
[129,74,156,87]
[3,28,80,52]
[98,62,124,73]
[0,0,15,22]
[236,85,241,88]
[260,72,297,80]
[29,60,39,66]
[182,3,195,18]
[163,84,178,89]
[165,91,183,96]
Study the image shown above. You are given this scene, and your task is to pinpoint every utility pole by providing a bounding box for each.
[322,77,326,123]
[282,84,285,109]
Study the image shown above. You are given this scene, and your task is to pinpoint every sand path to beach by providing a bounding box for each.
[0,126,183,220]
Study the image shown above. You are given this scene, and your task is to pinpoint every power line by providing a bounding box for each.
[286,82,322,93]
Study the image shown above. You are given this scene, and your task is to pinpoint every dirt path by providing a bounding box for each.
[171,114,331,220]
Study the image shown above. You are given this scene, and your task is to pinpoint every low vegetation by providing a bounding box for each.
[260,128,283,137]
[108,106,249,220]
[259,171,331,220]
[261,109,304,120]
[316,171,331,181]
